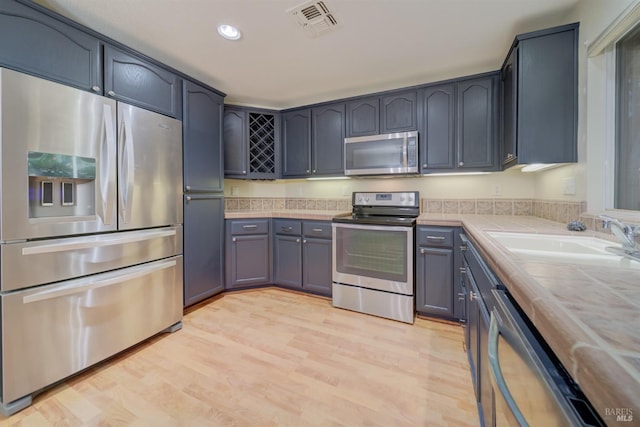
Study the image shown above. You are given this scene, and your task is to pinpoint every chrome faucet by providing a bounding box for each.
[600,215,640,253]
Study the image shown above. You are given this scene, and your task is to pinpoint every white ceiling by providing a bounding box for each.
[35,0,578,110]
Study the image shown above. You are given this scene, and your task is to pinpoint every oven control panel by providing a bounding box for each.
[352,191,419,208]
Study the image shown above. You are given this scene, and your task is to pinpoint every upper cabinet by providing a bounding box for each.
[104,45,182,118]
[501,23,579,167]
[182,79,224,193]
[380,90,418,133]
[282,109,312,177]
[312,103,345,176]
[346,97,379,137]
[346,91,418,137]
[281,103,345,178]
[0,0,102,92]
[223,106,279,179]
[420,74,499,173]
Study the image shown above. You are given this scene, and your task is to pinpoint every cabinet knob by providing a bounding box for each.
[107,90,116,97]
[420,248,427,254]
[232,237,237,242]
[459,161,464,167]
[242,170,247,174]
[506,153,514,159]
[296,238,300,243]
[469,291,477,301]
[303,239,307,244]
[185,185,191,192]
[422,164,428,168]
[91,85,100,93]
[312,169,316,173]
[306,169,310,173]
[186,196,192,202]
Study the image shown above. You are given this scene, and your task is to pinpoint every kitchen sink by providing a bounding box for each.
[486,231,640,268]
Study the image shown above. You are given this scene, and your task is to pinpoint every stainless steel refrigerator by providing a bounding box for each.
[0,68,183,415]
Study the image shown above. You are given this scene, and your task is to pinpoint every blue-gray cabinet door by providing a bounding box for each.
[223,108,248,177]
[456,76,498,170]
[517,26,578,164]
[416,246,454,317]
[346,97,379,137]
[184,194,224,307]
[381,90,417,133]
[312,103,345,176]
[282,109,311,177]
[302,237,332,296]
[226,233,271,288]
[183,80,224,193]
[0,0,101,92]
[273,234,302,288]
[104,44,182,118]
[421,85,455,170]
[501,46,518,166]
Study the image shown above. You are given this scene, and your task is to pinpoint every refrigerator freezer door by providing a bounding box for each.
[0,68,117,241]
[117,103,183,230]
[0,225,182,292]
[0,255,183,406]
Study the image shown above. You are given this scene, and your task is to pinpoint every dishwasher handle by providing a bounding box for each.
[488,310,529,427]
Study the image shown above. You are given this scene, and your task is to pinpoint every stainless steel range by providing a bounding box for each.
[332,191,419,324]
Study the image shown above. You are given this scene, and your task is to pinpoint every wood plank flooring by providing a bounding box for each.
[0,288,479,426]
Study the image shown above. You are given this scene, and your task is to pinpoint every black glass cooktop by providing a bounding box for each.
[332,213,417,227]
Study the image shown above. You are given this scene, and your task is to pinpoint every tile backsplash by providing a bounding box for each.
[225,196,588,224]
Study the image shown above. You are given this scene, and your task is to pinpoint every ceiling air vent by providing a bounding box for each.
[287,0,340,38]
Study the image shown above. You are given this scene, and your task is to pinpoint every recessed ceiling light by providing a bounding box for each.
[217,24,241,40]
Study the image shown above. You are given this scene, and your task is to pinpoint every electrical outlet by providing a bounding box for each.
[492,184,502,196]
[563,177,576,195]
[231,186,240,196]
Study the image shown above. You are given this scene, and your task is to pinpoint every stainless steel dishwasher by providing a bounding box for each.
[488,288,604,426]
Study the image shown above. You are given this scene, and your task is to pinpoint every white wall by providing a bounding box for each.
[533,0,638,212]
[225,169,536,200]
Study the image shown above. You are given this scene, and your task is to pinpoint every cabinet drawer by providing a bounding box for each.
[230,219,269,235]
[274,219,301,235]
[303,221,332,239]
[417,227,453,247]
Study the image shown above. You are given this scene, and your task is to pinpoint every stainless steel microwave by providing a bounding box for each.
[344,131,419,176]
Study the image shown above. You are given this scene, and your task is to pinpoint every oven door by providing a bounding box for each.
[332,222,413,295]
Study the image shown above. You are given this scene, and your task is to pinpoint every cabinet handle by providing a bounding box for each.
[107,90,115,97]
[312,228,323,233]
[469,291,477,301]
[91,85,100,92]
[303,239,307,244]
[420,248,427,254]
[243,224,258,229]
[422,163,428,168]
[426,235,445,241]
[232,237,237,242]
[457,292,466,302]
[459,267,466,274]
[460,245,467,252]
[506,153,514,159]
[282,226,293,232]
[186,196,192,202]
[185,185,191,192]
[296,238,300,243]
[458,161,464,166]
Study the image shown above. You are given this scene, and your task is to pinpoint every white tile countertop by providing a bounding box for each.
[418,213,640,426]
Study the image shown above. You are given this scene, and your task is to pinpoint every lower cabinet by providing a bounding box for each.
[461,233,496,427]
[416,226,459,319]
[183,194,224,307]
[225,219,271,289]
[273,219,332,296]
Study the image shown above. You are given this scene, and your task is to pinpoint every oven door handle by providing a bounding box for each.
[331,222,412,233]
[488,310,528,426]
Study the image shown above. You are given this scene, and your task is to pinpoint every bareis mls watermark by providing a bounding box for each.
[605,408,633,422]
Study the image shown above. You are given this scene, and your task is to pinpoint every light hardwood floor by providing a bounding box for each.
[0,288,480,426]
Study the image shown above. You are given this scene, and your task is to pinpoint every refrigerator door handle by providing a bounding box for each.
[100,104,116,225]
[22,259,177,304]
[21,228,177,255]
[119,113,135,224]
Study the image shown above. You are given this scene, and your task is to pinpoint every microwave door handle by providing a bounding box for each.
[488,310,529,426]
[402,134,408,168]
[100,104,116,225]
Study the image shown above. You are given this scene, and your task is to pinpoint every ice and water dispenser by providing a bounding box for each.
[28,151,96,219]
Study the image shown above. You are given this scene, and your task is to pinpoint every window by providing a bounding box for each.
[615,22,640,210]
